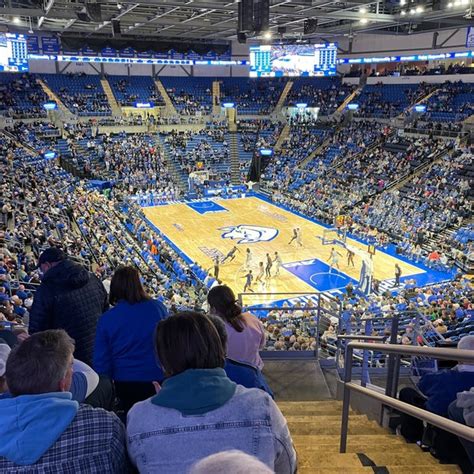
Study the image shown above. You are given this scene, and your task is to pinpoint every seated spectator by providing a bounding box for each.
[397,335,474,443]
[0,330,127,472]
[208,314,273,397]
[94,265,168,413]
[0,342,10,394]
[208,285,266,369]
[448,392,474,470]
[29,248,109,365]
[127,311,296,473]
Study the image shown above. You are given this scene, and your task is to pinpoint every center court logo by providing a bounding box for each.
[220,225,279,244]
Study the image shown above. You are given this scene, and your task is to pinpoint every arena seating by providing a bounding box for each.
[160,76,213,115]
[108,75,165,107]
[425,81,474,122]
[41,73,111,116]
[286,77,355,115]
[0,73,47,118]
[220,77,286,114]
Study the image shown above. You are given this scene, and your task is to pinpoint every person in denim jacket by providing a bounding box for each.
[127,311,297,474]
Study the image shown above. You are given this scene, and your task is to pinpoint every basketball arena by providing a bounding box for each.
[0,0,473,472]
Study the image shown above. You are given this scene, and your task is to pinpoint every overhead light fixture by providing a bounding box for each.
[359,7,367,13]
[117,3,122,9]
[416,6,423,12]
[400,0,406,5]
[409,8,416,14]
[401,9,407,14]
[263,31,272,40]
[360,18,369,23]
[447,2,453,6]
[13,16,21,24]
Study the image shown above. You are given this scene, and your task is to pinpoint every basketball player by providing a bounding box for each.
[288,228,298,245]
[243,270,254,292]
[273,251,283,276]
[327,247,342,273]
[347,248,355,267]
[245,248,253,269]
[256,261,265,283]
[213,256,220,280]
[222,245,240,263]
[265,253,273,278]
[296,227,303,247]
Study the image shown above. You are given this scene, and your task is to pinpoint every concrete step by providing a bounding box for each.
[278,401,342,410]
[299,467,460,474]
[297,451,444,468]
[288,418,386,436]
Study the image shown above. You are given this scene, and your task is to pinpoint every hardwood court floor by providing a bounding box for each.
[143,196,424,298]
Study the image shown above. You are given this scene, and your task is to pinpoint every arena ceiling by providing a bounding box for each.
[1,0,473,45]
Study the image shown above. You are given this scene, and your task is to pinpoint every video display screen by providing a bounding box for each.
[0,33,29,72]
[250,43,337,77]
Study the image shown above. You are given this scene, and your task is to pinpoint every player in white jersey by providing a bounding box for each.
[273,251,283,276]
[296,227,303,247]
[245,248,253,269]
[327,247,342,273]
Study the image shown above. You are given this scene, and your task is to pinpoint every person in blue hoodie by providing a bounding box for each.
[398,335,474,443]
[0,329,127,473]
[93,265,168,413]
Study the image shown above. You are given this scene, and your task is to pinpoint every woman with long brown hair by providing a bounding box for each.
[93,265,168,413]
[207,285,266,369]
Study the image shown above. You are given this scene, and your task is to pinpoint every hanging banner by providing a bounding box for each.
[41,36,60,54]
[26,35,40,54]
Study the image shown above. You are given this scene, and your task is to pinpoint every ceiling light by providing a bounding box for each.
[447,2,453,6]
[461,0,469,4]
[401,9,407,14]
[263,31,272,39]
[360,18,369,23]
[409,8,416,14]
[359,7,367,13]
[400,0,406,5]
[117,3,122,9]
[454,0,461,5]
[416,6,423,12]
[13,16,21,24]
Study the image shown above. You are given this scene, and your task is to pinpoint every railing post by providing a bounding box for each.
[316,295,322,360]
[361,319,372,387]
[385,315,400,399]
[340,343,354,453]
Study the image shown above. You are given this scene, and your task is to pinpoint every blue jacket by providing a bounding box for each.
[224,358,274,398]
[418,368,474,416]
[93,299,168,382]
[127,369,296,474]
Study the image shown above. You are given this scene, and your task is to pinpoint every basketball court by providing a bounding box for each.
[142,195,453,303]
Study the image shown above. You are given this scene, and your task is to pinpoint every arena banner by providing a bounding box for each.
[81,45,98,56]
[137,50,153,58]
[101,46,117,57]
[26,35,40,54]
[467,27,474,48]
[41,36,60,54]
[119,47,136,58]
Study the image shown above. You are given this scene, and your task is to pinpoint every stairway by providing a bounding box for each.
[212,80,221,115]
[396,87,439,121]
[334,86,363,116]
[279,400,461,473]
[155,79,178,116]
[229,132,240,185]
[36,78,75,120]
[100,79,122,117]
[156,135,188,191]
[274,80,293,115]
[274,123,290,151]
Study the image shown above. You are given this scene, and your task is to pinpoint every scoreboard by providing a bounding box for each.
[0,33,29,72]
[250,43,337,77]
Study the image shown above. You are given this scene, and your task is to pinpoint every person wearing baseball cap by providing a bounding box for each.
[29,248,108,366]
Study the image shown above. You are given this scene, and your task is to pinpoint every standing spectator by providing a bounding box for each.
[127,311,296,473]
[207,285,266,369]
[29,248,108,365]
[394,264,402,287]
[94,266,168,413]
[0,330,127,472]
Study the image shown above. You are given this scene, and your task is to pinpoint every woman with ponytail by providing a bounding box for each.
[207,285,266,370]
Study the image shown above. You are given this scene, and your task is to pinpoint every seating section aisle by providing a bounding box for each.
[42,74,111,116]
[160,76,213,115]
[0,73,47,118]
[108,75,164,107]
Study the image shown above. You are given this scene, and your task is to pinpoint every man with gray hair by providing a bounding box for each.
[0,330,127,472]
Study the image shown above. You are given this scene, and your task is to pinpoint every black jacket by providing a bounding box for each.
[29,260,109,365]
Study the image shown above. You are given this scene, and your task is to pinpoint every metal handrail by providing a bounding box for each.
[340,342,474,453]
[337,335,387,341]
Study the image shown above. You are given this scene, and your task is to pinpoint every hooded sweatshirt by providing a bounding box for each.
[29,260,108,365]
[0,392,78,465]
